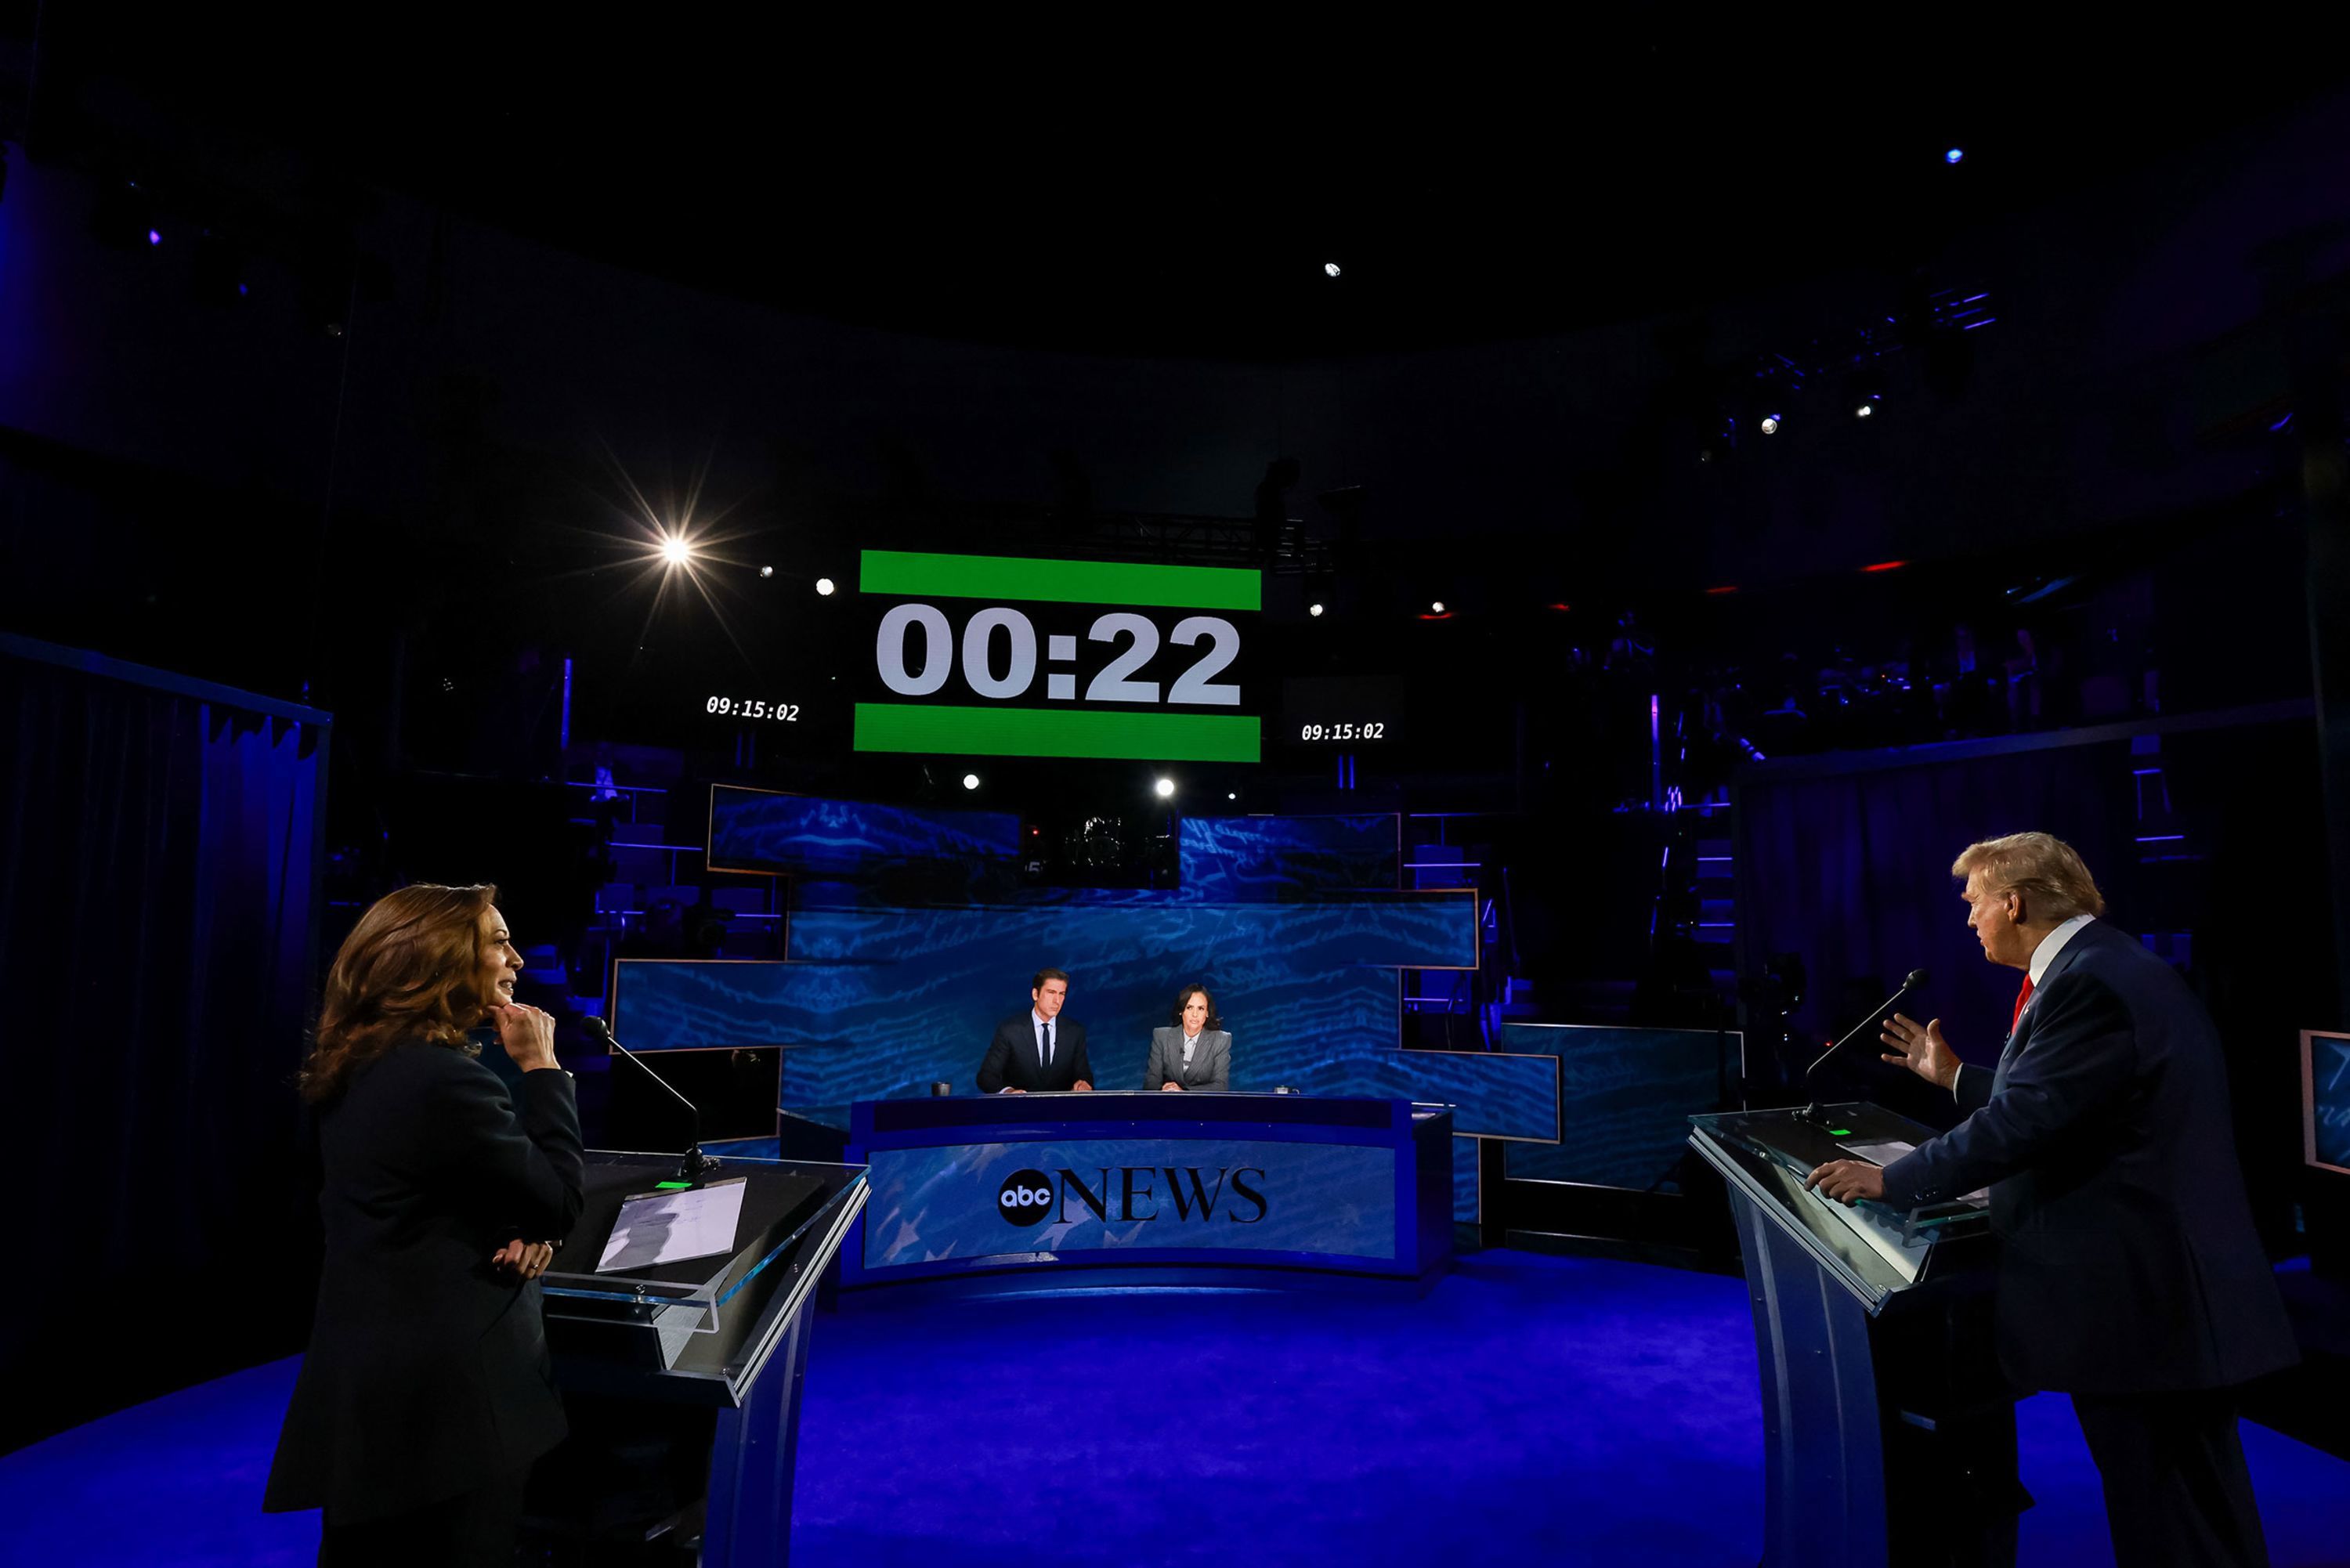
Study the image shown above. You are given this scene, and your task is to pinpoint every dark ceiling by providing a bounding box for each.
[10,10,2349,357]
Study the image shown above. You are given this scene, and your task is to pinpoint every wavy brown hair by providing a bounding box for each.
[298,883,500,1103]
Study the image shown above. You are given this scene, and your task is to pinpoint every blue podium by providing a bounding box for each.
[844,1093,1454,1292]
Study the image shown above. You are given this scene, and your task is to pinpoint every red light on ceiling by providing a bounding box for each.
[1704,585,1740,596]
[1546,602,1571,612]
[1861,560,1910,573]
[1415,612,1457,621]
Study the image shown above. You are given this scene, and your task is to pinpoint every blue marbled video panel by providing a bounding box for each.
[1290,1049,1560,1142]
[776,964,1404,1126]
[1499,1024,1737,1192]
[1177,814,1401,900]
[1453,1136,1481,1223]
[788,895,1474,973]
[2312,1034,2350,1172]
[707,785,1020,875]
[858,1137,1397,1270]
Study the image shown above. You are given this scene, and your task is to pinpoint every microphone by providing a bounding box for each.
[583,1016,718,1180]
[1794,968,1927,1126]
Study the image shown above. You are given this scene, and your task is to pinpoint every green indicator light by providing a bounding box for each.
[655,1180,694,1190]
[1828,1128,1853,1136]
[855,703,1261,762]
[860,550,1260,610]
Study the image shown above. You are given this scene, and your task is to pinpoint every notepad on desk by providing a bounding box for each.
[595,1176,750,1273]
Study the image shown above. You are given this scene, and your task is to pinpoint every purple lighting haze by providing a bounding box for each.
[146,229,161,246]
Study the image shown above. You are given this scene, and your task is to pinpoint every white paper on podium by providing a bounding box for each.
[1843,1140,1989,1205]
[595,1176,749,1273]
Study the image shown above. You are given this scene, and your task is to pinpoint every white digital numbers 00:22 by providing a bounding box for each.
[876,605,1241,706]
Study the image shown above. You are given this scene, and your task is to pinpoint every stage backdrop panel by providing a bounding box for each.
[774,964,1405,1124]
[1499,1024,1737,1193]
[1175,814,1401,900]
[708,783,1019,875]
[1309,1048,1560,1142]
[620,804,1476,1130]
[1454,1136,1483,1225]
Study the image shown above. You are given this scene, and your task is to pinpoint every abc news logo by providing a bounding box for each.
[996,1166,1269,1227]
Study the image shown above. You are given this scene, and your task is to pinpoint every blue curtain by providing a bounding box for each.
[1736,739,2136,1122]
[0,640,325,1451]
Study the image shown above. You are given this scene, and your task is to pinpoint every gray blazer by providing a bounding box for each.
[1144,1027,1231,1092]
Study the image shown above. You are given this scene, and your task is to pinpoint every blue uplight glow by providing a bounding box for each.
[1945,148,1964,164]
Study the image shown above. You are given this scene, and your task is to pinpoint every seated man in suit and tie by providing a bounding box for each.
[1145,984,1231,1091]
[1806,832,2296,1568]
[976,967,1093,1093]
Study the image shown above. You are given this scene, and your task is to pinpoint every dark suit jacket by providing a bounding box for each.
[977,1012,1091,1093]
[1880,920,2296,1394]
[1144,1027,1231,1091]
[265,1042,586,1521]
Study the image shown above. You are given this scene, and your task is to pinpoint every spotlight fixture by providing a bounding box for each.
[759,565,775,578]
[1227,791,1238,801]
[815,577,837,596]
[146,229,162,246]
[1945,147,1965,165]
[1308,602,1325,617]
[1430,601,1445,614]
[1324,262,1342,278]
[1759,414,1781,435]
[962,773,980,791]
[1154,778,1177,799]
[1856,403,1875,418]
[660,536,691,565]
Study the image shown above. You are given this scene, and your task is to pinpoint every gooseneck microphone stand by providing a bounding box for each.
[1793,968,1928,1126]
[584,1015,720,1180]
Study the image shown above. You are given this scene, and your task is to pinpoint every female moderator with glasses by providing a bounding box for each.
[264,883,586,1566]
[1146,983,1232,1091]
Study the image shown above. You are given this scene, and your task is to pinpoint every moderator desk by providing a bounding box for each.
[844,1093,1453,1291]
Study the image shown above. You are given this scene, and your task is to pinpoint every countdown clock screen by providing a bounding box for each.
[853,551,1261,761]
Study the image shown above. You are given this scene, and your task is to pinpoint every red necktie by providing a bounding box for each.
[2010,975,2034,1033]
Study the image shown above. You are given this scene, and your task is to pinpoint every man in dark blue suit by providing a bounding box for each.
[1807,833,2298,1568]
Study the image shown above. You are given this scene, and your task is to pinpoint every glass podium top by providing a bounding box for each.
[1690,1104,1993,1311]
[535,1150,869,1405]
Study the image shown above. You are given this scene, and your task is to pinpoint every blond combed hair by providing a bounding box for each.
[1951,833,2106,922]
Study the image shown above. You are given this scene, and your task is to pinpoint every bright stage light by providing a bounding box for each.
[759,565,775,578]
[815,577,836,596]
[146,229,161,246]
[1308,602,1325,617]
[660,536,691,565]
[1430,601,1445,614]
[1154,778,1176,799]
[1227,791,1238,800]
[1759,414,1781,435]
[962,773,980,790]
[1945,147,1965,165]
[1856,403,1875,418]
[1325,262,1342,277]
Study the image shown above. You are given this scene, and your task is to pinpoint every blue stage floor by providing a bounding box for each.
[2,1250,2343,1566]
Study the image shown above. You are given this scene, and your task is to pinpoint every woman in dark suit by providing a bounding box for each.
[1145,983,1232,1091]
[265,883,586,1566]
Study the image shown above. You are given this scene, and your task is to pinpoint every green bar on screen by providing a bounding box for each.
[859,551,1260,611]
[854,703,1261,761]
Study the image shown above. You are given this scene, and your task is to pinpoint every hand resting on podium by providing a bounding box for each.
[1804,1160,1885,1205]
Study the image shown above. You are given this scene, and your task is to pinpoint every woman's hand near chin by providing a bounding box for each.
[489,1003,558,1072]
